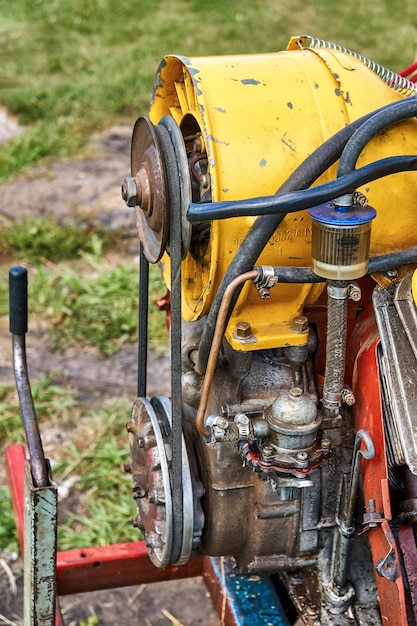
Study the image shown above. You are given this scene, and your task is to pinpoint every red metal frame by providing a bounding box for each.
[57,543,204,595]
[6,444,25,553]
[351,307,412,624]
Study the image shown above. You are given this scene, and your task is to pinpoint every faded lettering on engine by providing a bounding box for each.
[232,227,311,250]
[268,226,312,245]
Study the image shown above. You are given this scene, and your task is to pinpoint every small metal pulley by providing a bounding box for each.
[122,115,191,263]
[122,116,169,263]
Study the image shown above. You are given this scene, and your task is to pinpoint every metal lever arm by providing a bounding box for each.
[9,266,49,488]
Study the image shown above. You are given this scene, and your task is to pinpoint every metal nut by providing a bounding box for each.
[291,315,309,333]
[121,176,139,207]
[235,321,252,339]
[132,484,146,499]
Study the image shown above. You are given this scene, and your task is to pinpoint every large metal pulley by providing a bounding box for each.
[127,396,199,568]
[121,115,191,263]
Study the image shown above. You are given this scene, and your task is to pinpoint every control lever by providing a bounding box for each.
[9,265,58,626]
[9,265,49,488]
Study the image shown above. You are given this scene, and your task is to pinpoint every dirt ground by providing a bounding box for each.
[0,124,221,625]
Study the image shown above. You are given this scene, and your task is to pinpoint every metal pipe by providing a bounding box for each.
[332,430,375,594]
[12,336,49,489]
[322,281,349,417]
[196,270,259,437]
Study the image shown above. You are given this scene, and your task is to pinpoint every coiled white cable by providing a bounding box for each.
[299,35,417,96]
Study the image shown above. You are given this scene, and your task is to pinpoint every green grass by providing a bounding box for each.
[0,384,137,553]
[0,218,168,356]
[0,378,81,451]
[1,216,111,264]
[52,395,137,550]
[1,0,416,180]
[0,379,82,554]
[28,255,167,357]
[0,485,20,554]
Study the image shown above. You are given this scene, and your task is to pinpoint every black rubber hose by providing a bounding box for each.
[195,98,417,374]
[338,97,417,177]
[257,246,417,284]
[188,156,417,222]
[368,246,417,273]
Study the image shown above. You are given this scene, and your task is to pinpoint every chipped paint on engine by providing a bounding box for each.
[241,78,262,85]
[207,135,230,146]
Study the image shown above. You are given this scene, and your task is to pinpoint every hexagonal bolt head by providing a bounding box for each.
[121,176,139,207]
[235,321,252,339]
[291,315,309,333]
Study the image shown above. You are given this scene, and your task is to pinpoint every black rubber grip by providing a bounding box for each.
[9,266,28,335]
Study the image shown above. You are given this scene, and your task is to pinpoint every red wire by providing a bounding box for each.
[399,60,417,78]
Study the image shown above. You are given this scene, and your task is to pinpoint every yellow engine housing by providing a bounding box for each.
[149,38,417,351]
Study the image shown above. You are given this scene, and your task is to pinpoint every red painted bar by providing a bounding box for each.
[57,543,204,595]
[55,601,65,626]
[5,444,26,553]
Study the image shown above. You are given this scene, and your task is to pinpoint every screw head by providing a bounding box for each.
[262,444,275,458]
[133,484,146,499]
[342,388,355,406]
[348,283,362,302]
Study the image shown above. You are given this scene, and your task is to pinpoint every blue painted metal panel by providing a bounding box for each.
[210,558,292,626]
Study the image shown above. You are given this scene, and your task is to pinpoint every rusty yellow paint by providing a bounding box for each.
[150,45,417,351]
